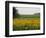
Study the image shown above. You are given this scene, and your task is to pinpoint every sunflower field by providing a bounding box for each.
[13,17,40,31]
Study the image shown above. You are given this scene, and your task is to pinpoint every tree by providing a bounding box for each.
[13,7,19,18]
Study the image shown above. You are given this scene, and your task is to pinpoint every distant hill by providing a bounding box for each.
[34,13,40,16]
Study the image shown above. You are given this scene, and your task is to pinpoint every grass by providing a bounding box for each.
[15,15,40,18]
[13,24,40,31]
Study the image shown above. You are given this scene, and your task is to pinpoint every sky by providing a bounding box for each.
[15,7,40,15]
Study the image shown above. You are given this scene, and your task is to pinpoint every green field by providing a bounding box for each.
[13,15,40,31]
[13,24,40,31]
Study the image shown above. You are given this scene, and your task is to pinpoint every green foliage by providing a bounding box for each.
[13,24,40,31]
[15,15,40,18]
